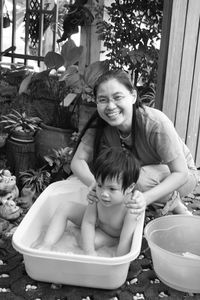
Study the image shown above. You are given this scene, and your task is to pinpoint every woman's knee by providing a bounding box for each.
[136,164,170,192]
[178,171,198,197]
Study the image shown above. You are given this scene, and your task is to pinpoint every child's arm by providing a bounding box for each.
[116,212,138,257]
[81,203,97,256]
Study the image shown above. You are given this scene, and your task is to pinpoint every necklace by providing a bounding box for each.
[118,129,132,140]
[117,129,132,150]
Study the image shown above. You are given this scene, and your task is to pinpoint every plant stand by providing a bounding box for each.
[6,138,36,178]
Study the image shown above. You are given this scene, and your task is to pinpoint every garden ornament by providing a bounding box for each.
[0,169,21,220]
[0,169,35,220]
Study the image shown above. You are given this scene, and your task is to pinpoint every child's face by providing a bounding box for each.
[96,176,129,207]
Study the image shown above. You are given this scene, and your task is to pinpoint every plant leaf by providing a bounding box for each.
[11,109,23,118]
[59,65,78,82]
[84,60,109,88]
[18,73,33,95]
[44,156,54,166]
[44,51,65,70]
[62,71,81,89]
[62,93,77,107]
[61,40,84,68]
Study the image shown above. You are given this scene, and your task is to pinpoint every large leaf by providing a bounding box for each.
[60,68,81,90]
[18,73,33,95]
[61,38,76,54]
[61,40,84,68]
[66,73,82,90]
[62,93,77,107]
[44,52,65,70]
[84,60,109,88]
[59,65,78,82]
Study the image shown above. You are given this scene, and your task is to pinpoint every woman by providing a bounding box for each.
[70,70,199,216]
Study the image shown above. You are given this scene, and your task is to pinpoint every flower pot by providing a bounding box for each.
[35,123,73,165]
[10,130,35,143]
[6,138,36,178]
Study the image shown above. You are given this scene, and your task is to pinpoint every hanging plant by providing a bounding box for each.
[57,0,94,43]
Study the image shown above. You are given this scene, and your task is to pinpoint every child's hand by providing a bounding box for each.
[125,190,146,216]
[87,183,98,204]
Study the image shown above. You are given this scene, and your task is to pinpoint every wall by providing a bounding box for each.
[156,0,200,167]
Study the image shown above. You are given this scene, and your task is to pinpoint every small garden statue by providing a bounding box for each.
[0,169,34,221]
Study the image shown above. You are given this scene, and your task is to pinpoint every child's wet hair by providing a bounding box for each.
[93,147,140,192]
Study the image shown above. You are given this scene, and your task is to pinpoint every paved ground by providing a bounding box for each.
[0,185,200,300]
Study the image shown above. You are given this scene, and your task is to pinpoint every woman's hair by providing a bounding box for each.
[93,147,140,192]
[72,69,142,162]
[93,69,136,99]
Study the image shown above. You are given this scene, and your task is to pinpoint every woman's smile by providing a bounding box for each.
[106,109,121,120]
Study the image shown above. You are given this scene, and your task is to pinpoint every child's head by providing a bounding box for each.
[93,147,140,199]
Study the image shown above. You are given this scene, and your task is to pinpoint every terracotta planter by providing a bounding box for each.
[35,123,73,164]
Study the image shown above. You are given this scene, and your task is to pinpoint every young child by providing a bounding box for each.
[81,146,141,257]
[38,147,141,257]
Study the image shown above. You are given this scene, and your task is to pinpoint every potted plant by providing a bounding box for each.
[18,38,109,164]
[0,109,42,177]
[19,145,74,199]
[44,146,74,181]
[19,167,51,200]
[0,109,42,142]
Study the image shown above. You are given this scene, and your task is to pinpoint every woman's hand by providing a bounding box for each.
[124,190,146,216]
[87,183,99,204]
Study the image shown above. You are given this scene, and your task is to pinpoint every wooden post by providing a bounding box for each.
[156,0,200,166]
[155,0,173,110]
[80,0,103,65]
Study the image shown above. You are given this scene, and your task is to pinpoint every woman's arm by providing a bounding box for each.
[126,154,189,214]
[81,203,97,255]
[70,141,95,187]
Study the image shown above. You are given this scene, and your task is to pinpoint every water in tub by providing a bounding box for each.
[31,222,118,257]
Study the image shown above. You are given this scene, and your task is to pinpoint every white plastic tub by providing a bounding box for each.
[144,215,200,293]
[12,177,144,289]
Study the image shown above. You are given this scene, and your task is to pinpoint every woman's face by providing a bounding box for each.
[96,78,136,132]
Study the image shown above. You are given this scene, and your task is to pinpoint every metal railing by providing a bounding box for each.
[0,0,59,67]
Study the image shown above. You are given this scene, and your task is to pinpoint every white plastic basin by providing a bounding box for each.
[144,215,200,293]
[12,177,144,289]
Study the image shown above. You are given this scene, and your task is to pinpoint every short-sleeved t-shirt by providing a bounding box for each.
[81,106,196,170]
